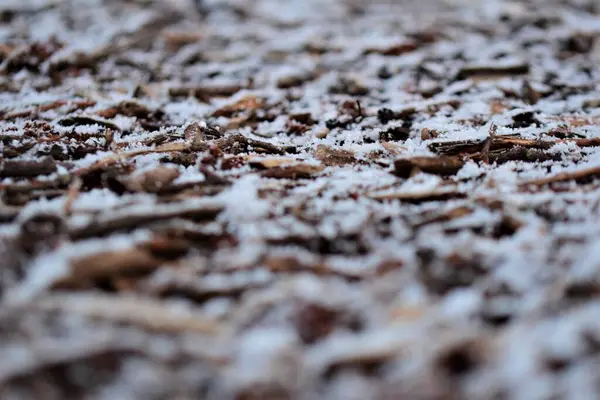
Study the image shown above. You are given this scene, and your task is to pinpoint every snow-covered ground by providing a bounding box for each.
[1,0,600,398]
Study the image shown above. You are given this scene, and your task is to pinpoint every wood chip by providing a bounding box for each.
[124,166,181,193]
[29,292,220,334]
[261,163,325,179]
[394,156,465,178]
[212,95,264,118]
[55,248,162,287]
[314,145,356,166]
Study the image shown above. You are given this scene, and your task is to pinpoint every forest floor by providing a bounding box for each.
[1,0,600,398]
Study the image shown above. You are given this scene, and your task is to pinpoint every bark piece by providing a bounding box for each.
[57,116,120,131]
[455,63,530,81]
[0,156,56,178]
[69,201,223,239]
[380,126,410,141]
[421,128,439,141]
[487,146,559,164]
[96,100,155,119]
[169,84,243,102]
[213,134,290,155]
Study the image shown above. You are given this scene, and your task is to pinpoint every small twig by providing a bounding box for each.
[521,166,600,187]
[63,177,83,216]
[356,100,363,119]
[430,134,600,157]
[199,165,232,185]
[104,128,114,151]
[368,187,466,203]
[481,124,497,164]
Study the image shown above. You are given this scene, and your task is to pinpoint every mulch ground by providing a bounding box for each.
[1,0,600,398]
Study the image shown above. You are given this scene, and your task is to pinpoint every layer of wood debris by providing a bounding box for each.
[2,0,600,398]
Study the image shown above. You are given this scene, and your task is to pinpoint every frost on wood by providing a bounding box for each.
[2,0,600,398]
